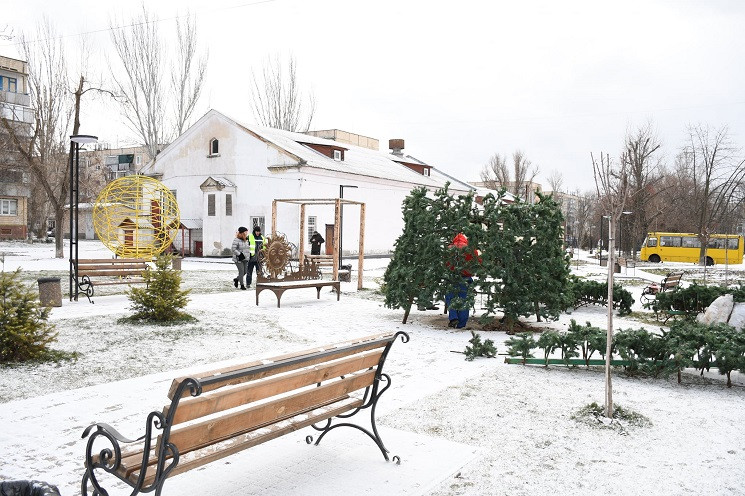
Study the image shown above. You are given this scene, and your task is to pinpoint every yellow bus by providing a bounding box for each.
[640,232,744,265]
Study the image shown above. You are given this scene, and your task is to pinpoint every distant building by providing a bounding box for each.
[0,55,33,240]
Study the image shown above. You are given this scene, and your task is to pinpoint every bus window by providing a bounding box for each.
[682,236,700,248]
[728,238,739,250]
[707,238,723,249]
[646,237,657,248]
[660,236,681,247]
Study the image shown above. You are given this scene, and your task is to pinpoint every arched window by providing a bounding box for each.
[209,138,219,156]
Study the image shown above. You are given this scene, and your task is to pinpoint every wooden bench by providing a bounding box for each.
[256,234,341,307]
[640,270,684,304]
[76,258,149,303]
[81,331,409,496]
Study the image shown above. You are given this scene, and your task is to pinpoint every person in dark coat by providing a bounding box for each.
[246,225,265,287]
[310,231,325,255]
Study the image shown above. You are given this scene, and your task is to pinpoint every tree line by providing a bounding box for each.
[481,122,745,262]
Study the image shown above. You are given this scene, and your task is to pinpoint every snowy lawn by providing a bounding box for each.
[0,240,744,495]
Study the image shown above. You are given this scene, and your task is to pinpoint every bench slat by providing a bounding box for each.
[127,397,363,486]
[167,370,376,455]
[79,270,146,277]
[166,350,383,425]
[167,333,394,399]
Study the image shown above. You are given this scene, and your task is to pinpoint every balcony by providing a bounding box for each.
[0,92,31,107]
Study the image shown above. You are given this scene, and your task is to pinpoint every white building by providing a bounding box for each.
[139,110,475,256]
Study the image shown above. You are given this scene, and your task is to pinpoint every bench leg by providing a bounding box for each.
[335,282,340,300]
[306,372,399,464]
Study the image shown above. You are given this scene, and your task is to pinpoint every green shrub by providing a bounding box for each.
[126,254,193,323]
[535,330,560,365]
[464,330,497,361]
[570,277,634,316]
[649,284,745,318]
[505,332,536,364]
[0,268,59,363]
[567,320,607,365]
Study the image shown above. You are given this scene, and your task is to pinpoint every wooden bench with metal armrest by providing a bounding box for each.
[81,331,410,496]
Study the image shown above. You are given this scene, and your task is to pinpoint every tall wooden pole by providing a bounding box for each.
[333,199,340,281]
[358,203,365,290]
[605,214,615,418]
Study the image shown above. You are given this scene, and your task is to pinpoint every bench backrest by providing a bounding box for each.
[662,272,683,290]
[78,258,148,278]
[161,332,405,457]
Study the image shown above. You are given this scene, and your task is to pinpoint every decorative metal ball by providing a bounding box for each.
[92,175,180,258]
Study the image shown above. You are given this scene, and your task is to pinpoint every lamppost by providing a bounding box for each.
[600,215,609,266]
[619,211,632,257]
[69,134,98,301]
[338,184,358,270]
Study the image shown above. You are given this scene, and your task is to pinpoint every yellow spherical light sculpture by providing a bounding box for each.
[92,175,180,259]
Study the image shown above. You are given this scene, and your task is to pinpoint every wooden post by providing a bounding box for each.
[271,200,277,237]
[358,203,365,290]
[333,198,340,281]
[299,204,306,264]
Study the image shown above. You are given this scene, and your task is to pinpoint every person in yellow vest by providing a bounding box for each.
[246,224,265,288]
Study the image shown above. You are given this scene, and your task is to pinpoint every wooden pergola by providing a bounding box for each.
[271,198,366,290]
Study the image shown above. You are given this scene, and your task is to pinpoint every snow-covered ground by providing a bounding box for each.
[0,240,743,495]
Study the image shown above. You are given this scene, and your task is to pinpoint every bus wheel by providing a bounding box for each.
[705,256,714,266]
[649,254,661,263]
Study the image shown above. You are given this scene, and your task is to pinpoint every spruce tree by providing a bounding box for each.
[127,254,192,322]
[0,268,57,363]
[384,187,442,323]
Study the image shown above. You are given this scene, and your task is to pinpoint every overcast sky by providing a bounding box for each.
[3,0,744,192]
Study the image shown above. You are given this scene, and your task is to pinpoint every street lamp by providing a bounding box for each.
[600,215,609,266]
[69,134,98,301]
[619,211,632,257]
[339,184,358,270]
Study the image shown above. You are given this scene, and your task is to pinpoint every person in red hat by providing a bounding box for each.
[445,233,480,328]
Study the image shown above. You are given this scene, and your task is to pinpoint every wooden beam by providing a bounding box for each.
[333,198,340,281]
[271,200,277,237]
[358,203,365,290]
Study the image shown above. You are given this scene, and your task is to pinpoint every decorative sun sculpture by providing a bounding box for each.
[92,175,180,259]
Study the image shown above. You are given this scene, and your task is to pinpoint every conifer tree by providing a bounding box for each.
[127,254,192,322]
[384,187,442,323]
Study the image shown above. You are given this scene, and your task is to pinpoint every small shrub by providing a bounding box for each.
[0,268,59,363]
[570,277,634,316]
[464,330,497,361]
[535,330,560,366]
[505,332,536,364]
[126,254,194,323]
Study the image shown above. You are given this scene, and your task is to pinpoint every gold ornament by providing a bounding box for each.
[92,175,180,258]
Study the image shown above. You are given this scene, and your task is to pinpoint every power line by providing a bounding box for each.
[0,0,279,48]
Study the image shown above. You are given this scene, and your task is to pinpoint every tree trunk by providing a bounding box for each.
[604,216,615,419]
[402,303,411,324]
[54,209,65,258]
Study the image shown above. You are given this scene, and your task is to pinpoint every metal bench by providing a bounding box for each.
[256,234,342,307]
[81,332,409,496]
[76,258,149,303]
[640,271,684,304]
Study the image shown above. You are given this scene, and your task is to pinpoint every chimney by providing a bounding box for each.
[389,138,405,156]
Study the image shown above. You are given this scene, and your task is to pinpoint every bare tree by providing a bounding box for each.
[480,150,539,201]
[592,151,630,419]
[622,123,665,255]
[249,55,316,132]
[1,20,72,257]
[172,15,208,136]
[546,169,564,193]
[479,153,508,190]
[110,7,207,160]
[677,124,745,265]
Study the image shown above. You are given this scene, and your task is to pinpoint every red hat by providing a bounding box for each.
[451,233,468,248]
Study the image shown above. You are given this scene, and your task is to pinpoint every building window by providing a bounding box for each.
[307,216,317,238]
[207,194,215,216]
[0,198,18,216]
[170,190,177,200]
[209,138,219,156]
[250,216,265,234]
[136,155,142,165]
[333,149,342,161]
[423,168,430,176]
[0,76,18,93]
[226,194,233,216]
